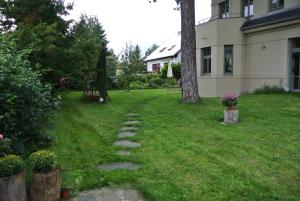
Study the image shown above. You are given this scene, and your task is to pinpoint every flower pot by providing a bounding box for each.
[0,171,27,201]
[31,168,61,201]
[61,188,71,200]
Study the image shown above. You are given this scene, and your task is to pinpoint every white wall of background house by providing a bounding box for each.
[196,0,300,97]
[145,33,181,73]
[146,52,181,72]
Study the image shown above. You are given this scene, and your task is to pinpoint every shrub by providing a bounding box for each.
[164,78,177,87]
[253,85,285,94]
[0,37,59,153]
[0,138,13,157]
[0,155,25,178]
[149,78,164,88]
[30,150,56,172]
[130,81,147,90]
[160,63,181,80]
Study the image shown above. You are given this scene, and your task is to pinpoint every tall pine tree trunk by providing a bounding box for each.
[180,0,200,103]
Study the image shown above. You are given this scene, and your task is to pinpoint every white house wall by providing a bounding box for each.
[146,54,181,72]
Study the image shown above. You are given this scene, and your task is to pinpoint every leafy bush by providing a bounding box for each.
[0,155,25,178]
[253,85,285,94]
[149,78,164,88]
[0,138,13,157]
[130,81,147,90]
[160,63,181,80]
[30,150,56,172]
[0,37,59,153]
[164,78,178,87]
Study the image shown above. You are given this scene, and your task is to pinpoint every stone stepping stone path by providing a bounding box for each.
[118,131,137,139]
[98,112,142,167]
[118,127,138,132]
[75,188,144,201]
[123,121,141,126]
[114,140,141,148]
[88,113,143,201]
[116,150,131,156]
[126,113,140,117]
[97,162,139,171]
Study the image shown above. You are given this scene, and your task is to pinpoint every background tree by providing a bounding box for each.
[149,0,200,103]
[0,0,73,85]
[70,15,108,101]
[119,43,133,91]
[106,49,118,89]
[130,44,145,73]
[144,44,159,58]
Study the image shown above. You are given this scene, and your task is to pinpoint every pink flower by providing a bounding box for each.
[0,134,3,141]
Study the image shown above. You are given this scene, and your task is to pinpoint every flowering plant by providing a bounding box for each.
[0,133,3,141]
[221,93,238,107]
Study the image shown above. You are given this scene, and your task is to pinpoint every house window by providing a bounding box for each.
[152,63,161,72]
[269,0,284,11]
[224,45,233,75]
[202,47,211,74]
[159,47,167,53]
[243,0,253,17]
[219,0,230,19]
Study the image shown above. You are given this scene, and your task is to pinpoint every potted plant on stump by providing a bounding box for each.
[221,93,239,124]
[30,150,61,201]
[0,154,26,201]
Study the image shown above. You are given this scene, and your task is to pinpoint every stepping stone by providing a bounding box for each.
[126,113,140,117]
[118,131,136,138]
[113,140,141,148]
[97,162,139,171]
[76,188,144,201]
[123,121,141,126]
[116,150,131,156]
[118,127,138,132]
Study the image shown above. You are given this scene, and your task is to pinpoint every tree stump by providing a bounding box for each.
[31,168,61,201]
[0,171,27,201]
[224,109,239,124]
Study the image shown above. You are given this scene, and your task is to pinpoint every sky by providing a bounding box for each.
[66,0,211,55]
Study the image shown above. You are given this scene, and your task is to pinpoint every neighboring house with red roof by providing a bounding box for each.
[144,33,181,72]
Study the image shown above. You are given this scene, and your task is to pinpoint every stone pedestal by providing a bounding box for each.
[224,109,239,124]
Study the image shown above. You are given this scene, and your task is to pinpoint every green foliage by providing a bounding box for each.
[0,37,59,153]
[160,63,181,80]
[0,138,13,157]
[30,150,56,172]
[164,78,177,87]
[0,0,72,32]
[130,81,147,90]
[149,78,164,88]
[0,155,25,178]
[253,85,285,94]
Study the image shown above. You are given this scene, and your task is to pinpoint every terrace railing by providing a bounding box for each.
[197,13,244,25]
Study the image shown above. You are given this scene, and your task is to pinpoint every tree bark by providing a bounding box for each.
[0,171,27,201]
[31,168,61,201]
[180,0,200,103]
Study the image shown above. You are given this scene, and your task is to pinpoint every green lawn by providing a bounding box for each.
[52,89,300,201]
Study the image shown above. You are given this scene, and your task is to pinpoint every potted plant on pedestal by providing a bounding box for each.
[221,93,239,124]
[30,150,61,201]
[0,154,27,201]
